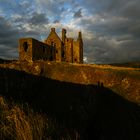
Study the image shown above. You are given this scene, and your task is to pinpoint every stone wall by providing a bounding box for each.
[19,38,33,62]
[73,41,81,63]
[65,38,73,63]
[44,28,63,62]
[19,28,83,63]
[19,38,53,62]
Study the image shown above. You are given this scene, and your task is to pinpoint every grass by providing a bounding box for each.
[0,96,80,140]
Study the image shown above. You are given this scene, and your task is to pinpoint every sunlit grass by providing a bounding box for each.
[0,96,80,140]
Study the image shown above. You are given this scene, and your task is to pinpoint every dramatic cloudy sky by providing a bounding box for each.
[0,0,140,63]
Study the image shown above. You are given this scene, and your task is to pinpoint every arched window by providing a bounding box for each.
[51,42,54,46]
[23,42,28,52]
[43,46,45,53]
[61,50,64,58]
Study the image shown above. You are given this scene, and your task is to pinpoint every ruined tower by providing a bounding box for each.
[77,31,83,63]
[19,28,83,63]
[44,28,64,62]
[62,28,66,44]
[62,29,83,63]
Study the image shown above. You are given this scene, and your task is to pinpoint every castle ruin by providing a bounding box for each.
[19,28,83,63]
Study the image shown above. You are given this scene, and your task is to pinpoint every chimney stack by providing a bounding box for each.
[62,28,66,43]
[78,31,82,40]
[51,28,55,32]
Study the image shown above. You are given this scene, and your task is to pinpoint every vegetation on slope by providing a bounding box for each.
[0,60,140,105]
[0,96,79,140]
[0,65,140,139]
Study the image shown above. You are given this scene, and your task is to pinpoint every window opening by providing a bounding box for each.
[23,42,28,52]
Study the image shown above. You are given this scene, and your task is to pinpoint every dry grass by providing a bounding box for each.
[0,96,80,140]
[0,96,48,140]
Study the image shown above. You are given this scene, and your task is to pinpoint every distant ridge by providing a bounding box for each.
[0,58,17,64]
[109,62,140,68]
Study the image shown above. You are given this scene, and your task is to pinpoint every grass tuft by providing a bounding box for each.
[0,96,80,140]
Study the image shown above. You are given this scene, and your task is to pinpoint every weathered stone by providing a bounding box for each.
[19,28,83,63]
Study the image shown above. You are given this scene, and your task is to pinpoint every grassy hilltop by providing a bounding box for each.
[0,60,140,140]
[1,60,139,104]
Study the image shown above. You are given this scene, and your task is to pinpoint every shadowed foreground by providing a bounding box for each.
[0,67,140,140]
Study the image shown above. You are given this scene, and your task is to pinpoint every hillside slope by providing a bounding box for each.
[0,61,140,104]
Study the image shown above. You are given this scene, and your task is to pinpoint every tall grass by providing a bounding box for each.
[0,96,80,140]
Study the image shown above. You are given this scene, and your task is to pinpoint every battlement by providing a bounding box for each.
[19,28,83,63]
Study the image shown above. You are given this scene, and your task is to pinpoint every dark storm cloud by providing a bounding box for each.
[0,0,63,59]
[0,16,19,58]
[0,15,47,59]
[79,0,140,63]
[83,33,140,63]
[53,19,60,23]
[0,16,19,46]
[35,0,64,18]
[74,9,82,18]
[29,12,49,25]
[80,0,140,16]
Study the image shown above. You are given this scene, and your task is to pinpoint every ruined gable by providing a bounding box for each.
[44,28,63,62]
[19,28,83,63]
[65,38,73,63]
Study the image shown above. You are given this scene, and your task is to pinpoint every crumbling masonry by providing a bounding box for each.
[19,28,83,63]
